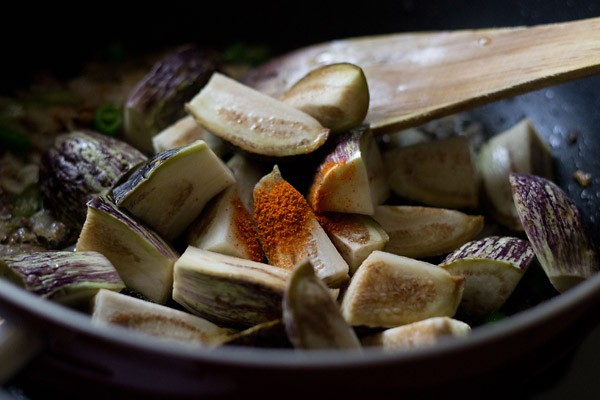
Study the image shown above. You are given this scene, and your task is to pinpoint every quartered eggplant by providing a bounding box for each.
[383,135,479,209]
[39,130,147,230]
[253,165,350,287]
[510,173,599,292]
[186,186,265,263]
[479,119,554,231]
[92,289,236,347]
[76,196,179,304]
[283,259,361,350]
[152,115,228,158]
[0,251,124,305]
[307,126,389,215]
[439,236,535,318]
[172,246,290,328]
[186,73,330,157]
[341,250,464,328]
[372,205,484,259]
[280,62,370,134]
[361,317,471,352]
[124,46,220,153]
[113,140,235,242]
[317,212,389,275]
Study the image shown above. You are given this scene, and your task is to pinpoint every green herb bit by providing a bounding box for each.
[93,104,123,136]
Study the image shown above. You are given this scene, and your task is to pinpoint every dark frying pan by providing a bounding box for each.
[1,1,600,398]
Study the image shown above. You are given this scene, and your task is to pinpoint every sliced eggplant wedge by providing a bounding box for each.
[186,72,330,157]
[152,115,228,158]
[0,251,124,306]
[283,259,361,350]
[372,205,484,259]
[317,212,389,275]
[280,63,369,134]
[172,246,290,328]
[124,45,220,153]
[39,130,147,229]
[510,173,599,292]
[439,236,535,317]
[187,186,265,263]
[383,135,479,209]
[92,289,236,347]
[341,250,464,328]
[113,140,235,241]
[307,126,389,215]
[361,317,471,352]
[226,153,271,212]
[76,196,179,304]
[479,119,554,231]
[253,165,350,287]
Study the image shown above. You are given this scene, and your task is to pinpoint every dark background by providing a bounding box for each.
[1,0,598,90]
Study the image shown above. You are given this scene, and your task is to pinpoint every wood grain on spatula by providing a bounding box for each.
[245,17,600,133]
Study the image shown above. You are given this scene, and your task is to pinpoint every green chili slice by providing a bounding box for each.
[93,104,123,136]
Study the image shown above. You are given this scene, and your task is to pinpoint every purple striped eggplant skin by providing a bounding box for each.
[510,172,599,292]
[439,236,534,318]
[124,45,220,154]
[76,196,179,304]
[39,130,147,230]
[0,251,124,306]
[283,259,361,350]
[172,247,290,329]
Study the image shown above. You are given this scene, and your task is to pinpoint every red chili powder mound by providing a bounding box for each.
[253,179,314,269]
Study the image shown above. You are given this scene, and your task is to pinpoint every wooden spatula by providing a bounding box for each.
[245,17,600,133]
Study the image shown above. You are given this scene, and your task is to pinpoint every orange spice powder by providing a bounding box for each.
[307,159,340,211]
[232,196,265,263]
[253,178,314,269]
[317,212,369,245]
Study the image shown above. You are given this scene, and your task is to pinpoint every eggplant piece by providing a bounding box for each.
[317,212,389,275]
[372,205,484,259]
[124,46,220,153]
[0,251,124,305]
[439,236,535,318]
[479,119,554,231]
[152,115,229,158]
[186,73,330,157]
[280,63,369,134]
[172,246,290,328]
[39,130,147,230]
[253,165,350,287]
[340,250,464,328]
[226,153,270,212]
[361,317,470,352]
[510,173,599,292]
[283,259,361,350]
[76,196,179,304]
[383,135,479,209]
[307,126,389,215]
[113,140,235,242]
[92,289,236,347]
[186,186,265,263]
